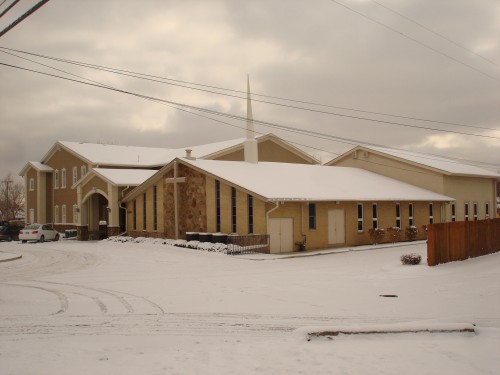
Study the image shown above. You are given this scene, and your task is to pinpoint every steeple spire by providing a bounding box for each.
[244,75,258,163]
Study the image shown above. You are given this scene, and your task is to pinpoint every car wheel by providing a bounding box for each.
[39,235,45,243]
[54,234,60,241]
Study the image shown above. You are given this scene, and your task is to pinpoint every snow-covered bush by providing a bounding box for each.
[173,239,188,248]
[186,240,200,249]
[400,253,422,265]
[386,227,402,243]
[369,228,385,244]
[406,226,418,241]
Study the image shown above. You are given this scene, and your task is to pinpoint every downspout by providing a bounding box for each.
[266,201,281,234]
[174,161,179,239]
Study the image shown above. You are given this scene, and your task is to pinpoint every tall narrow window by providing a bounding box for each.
[62,205,67,224]
[215,180,221,232]
[248,194,254,234]
[81,165,87,177]
[61,169,67,188]
[409,203,414,226]
[357,203,363,232]
[485,202,490,219]
[54,170,59,189]
[231,187,237,233]
[473,202,478,221]
[54,205,59,223]
[29,208,35,224]
[429,203,434,224]
[308,203,316,230]
[143,192,147,230]
[451,202,456,222]
[372,203,378,229]
[29,178,35,191]
[153,185,158,231]
[395,203,401,228]
[133,200,137,230]
[72,166,78,185]
[464,202,469,221]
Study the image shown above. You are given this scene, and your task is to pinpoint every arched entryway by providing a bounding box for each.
[79,189,109,240]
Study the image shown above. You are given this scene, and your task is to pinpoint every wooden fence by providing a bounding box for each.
[427,218,500,266]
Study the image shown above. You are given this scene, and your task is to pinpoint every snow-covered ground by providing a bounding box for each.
[0,239,499,374]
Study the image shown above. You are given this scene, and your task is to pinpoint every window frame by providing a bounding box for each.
[451,202,456,222]
[372,203,378,229]
[62,204,67,224]
[61,168,67,189]
[54,170,59,189]
[54,205,59,223]
[308,203,316,230]
[72,166,78,185]
[215,180,221,232]
[143,192,147,231]
[231,187,237,233]
[429,202,434,224]
[29,178,35,191]
[153,185,158,231]
[464,202,469,221]
[248,194,254,234]
[357,203,363,232]
[409,203,414,227]
[395,202,401,229]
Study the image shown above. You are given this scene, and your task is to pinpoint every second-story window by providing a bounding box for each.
[29,178,35,191]
[54,170,59,189]
[61,169,67,188]
[72,166,78,185]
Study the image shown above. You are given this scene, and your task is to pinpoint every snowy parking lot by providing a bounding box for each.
[0,239,499,374]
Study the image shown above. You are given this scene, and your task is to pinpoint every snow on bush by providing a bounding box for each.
[386,227,402,243]
[105,236,228,253]
[406,226,419,241]
[400,253,422,265]
[368,228,385,245]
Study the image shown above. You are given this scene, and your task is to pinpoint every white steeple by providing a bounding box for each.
[244,75,258,163]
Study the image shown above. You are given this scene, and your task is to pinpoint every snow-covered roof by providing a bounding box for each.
[332,145,500,178]
[92,168,158,186]
[181,159,454,202]
[19,161,54,176]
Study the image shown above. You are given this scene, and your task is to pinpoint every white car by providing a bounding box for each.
[19,224,60,243]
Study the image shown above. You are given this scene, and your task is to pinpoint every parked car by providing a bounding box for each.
[19,224,60,243]
[0,222,23,242]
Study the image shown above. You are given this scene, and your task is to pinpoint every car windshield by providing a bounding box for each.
[25,224,39,230]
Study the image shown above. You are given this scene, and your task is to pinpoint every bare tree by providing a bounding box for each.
[0,174,24,221]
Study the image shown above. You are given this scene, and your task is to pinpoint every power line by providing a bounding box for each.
[369,0,500,69]
[0,0,51,38]
[0,0,20,19]
[0,46,496,132]
[0,61,498,173]
[327,0,500,84]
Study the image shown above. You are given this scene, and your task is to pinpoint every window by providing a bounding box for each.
[372,203,378,229]
[133,200,137,230]
[451,202,456,222]
[73,205,78,224]
[215,180,221,232]
[29,208,35,224]
[248,195,254,234]
[153,185,158,231]
[29,178,35,191]
[357,203,363,232]
[473,202,478,221]
[429,203,434,224]
[72,166,78,185]
[54,170,59,189]
[62,205,67,224]
[143,193,147,231]
[395,203,401,228]
[485,202,490,219]
[308,203,316,230]
[61,169,67,188]
[231,187,237,233]
[409,203,414,226]
[464,202,469,221]
[54,205,59,223]
[81,165,87,177]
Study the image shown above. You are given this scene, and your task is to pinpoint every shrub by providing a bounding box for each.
[405,226,418,241]
[368,228,385,244]
[400,253,422,265]
[386,227,402,243]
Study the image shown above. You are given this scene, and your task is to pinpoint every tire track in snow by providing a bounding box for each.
[2,283,68,315]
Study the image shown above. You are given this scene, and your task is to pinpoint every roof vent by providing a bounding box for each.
[185,149,196,160]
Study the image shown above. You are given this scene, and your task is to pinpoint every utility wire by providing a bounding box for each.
[0,0,51,38]
[328,0,500,84]
[370,0,500,69]
[1,61,498,172]
[0,0,20,18]
[0,46,496,132]
[0,47,496,138]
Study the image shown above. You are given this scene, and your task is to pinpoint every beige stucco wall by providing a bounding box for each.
[213,140,313,164]
[331,151,445,193]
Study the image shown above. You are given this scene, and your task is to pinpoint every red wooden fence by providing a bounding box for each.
[427,218,500,266]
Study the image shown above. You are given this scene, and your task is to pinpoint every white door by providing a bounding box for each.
[328,210,345,245]
[269,218,294,254]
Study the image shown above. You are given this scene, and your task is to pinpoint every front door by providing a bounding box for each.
[328,209,345,245]
[269,218,294,254]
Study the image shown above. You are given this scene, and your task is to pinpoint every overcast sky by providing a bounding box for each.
[0,0,499,181]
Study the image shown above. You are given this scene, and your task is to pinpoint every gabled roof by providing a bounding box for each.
[326,145,500,178]
[19,161,54,176]
[123,158,454,203]
[74,168,157,189]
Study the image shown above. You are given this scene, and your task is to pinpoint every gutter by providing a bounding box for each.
[266,201,281,234]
